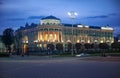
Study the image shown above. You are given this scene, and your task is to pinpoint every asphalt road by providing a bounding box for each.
[0,56,120,78]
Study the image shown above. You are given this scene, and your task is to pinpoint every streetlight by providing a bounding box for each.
[68,11,78,56]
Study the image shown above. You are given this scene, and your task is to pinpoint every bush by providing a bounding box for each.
[0,52,9,57]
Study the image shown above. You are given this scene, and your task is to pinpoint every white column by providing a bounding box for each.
[48,28,49,42]
[58,29,60,42]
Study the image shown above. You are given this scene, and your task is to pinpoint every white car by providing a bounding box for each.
[76,53,89,57]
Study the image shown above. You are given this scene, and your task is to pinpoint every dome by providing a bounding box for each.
[41,15,60,20]
[40,15,61,25]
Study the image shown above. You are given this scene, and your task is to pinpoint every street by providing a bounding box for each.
[0,56,120,78]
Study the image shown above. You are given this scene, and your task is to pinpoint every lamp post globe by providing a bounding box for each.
[68,11,78,19]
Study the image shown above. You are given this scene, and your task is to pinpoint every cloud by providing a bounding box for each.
[86,13,117,19]
[28,16,45,19]
[7,18,26,21]
[108,13,117,16]
[87,15,108,19]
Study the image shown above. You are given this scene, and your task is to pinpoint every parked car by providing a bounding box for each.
[76,53,89,57]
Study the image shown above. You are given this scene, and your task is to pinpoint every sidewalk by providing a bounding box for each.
[0,55,54,60]
[0,55,120,62]
[80,56,120,62]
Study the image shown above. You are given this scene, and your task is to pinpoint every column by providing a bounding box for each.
[42,30,44,42]
[38,32,40,41]
[53,29,55,42]
[48,28,49,42]
[43,29,45,41]
[58,29,60,42]
[61,32,62,42]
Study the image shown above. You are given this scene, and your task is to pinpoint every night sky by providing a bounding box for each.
[0,0,120,36]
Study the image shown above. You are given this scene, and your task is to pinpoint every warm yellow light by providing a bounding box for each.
[53,40,55,42]
[55,34,56,41]
[26,41,28,43]
[77,40,79,43]
[100,40,103,43]
[88,40,90,43]
[42,39,44,42]
[40,34,42,40]
[111,40,114,43]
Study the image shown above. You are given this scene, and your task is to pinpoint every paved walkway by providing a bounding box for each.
[80,56,120,62]
[0,55,120,62]
[0,56,120,78]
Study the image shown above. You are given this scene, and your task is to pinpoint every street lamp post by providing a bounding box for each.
[68,11,78,56]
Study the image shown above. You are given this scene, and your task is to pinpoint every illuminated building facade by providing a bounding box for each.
[0,36,6,52]
[15,16,114,53]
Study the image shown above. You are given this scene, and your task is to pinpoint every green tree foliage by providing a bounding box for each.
[99,43,109,50]
[25,22,29,27]
[67,42,72,52]
[99,43,109,56]
[1,28,14,53]
[84,43,91,50]
[75,43,82,53]
[56,43,63,54]
[14,30,22,55]
[47,43,55,51]
[119,42,120,51]
[111,42,120,51]
[111,42,117,50]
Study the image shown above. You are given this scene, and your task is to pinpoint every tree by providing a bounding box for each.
[111,42,120,51]
[75,43,82,53]
[14,30,22,55]
[25,22,29,27]
[91,43,98,52]
[67,42,72,53]
[119,42,120,51]
[99,43,109,56]
[30,23,37,27]
[111,43,116,51]
[47,43,55,54]
[84,43,91,50]
[1,28,14,54]
[56,43,63,54]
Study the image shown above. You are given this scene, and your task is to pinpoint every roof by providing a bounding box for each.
[17,23,38,31]
[41,15,60,20]
[63,24,101,29]
[89,26,101,29]
[63,24,77,27]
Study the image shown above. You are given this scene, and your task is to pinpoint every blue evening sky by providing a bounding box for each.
[0,0,120,36]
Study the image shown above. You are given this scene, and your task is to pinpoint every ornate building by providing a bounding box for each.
[0,36,6,52]
[15,15,114,54]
